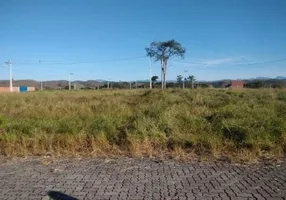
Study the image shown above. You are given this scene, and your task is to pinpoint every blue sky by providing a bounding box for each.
[0,0,285,81]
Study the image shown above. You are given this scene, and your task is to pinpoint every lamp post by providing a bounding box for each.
[69,73,73,90]
[5,59,13,92]
[149,58,152,89]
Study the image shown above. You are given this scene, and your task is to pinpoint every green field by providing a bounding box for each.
[0,89,285,162]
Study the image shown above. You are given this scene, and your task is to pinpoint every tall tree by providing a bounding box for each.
[146,40,186,89]
[151,75,159,88]
[183,78,187,89]
[187,75,196,89]
[177,75,183,88]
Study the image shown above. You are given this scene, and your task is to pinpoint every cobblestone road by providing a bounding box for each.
[0,158,285,200]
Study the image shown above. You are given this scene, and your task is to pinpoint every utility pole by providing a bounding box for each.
[149,58,152,89]
[69,73,73,90]
[39,60,43,91]
[5,59,13,92]
[108,78,112,89]
[161,58,164,89]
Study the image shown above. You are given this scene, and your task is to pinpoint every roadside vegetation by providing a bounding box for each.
[0,89,285,162]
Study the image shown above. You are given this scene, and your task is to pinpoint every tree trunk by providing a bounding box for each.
[163,70,166,89]
[160,59,168,89]
[163,61,167,89]
[161,59,164,89]
[161,71,164,89]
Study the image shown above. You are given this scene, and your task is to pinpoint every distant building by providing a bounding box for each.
[74,83,85,90]
[0,86,35,93]
[228,80,244,88]
[219,80,231,88]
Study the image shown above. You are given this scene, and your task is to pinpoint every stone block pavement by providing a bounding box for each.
[0,157,285,200]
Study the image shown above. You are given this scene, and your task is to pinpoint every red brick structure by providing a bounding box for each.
[229,80,244,88]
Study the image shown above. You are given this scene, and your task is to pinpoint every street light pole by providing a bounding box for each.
[39,60,43,91]
[107,78,112,89]
[149,58,152,89]
[69,73,73,90]
[5,59,13,92]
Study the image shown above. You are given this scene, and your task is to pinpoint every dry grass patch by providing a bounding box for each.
[0,89,285,162]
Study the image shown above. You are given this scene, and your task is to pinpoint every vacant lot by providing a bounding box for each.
[0,89,285,162]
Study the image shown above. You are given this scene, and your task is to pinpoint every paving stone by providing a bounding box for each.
[0,158,285,199]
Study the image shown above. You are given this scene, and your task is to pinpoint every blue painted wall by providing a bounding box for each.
[19,86,28,92]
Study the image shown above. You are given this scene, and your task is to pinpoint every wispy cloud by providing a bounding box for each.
[201,58,238,65]
[172,57,245,68]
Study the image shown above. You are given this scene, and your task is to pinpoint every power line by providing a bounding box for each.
[5,56,286,67]
[233,58,286,66]
[174,60,205,65]
[175,58,286,67]
[11,56,146,65]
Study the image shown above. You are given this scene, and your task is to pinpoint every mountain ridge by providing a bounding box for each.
[0,76,285,89]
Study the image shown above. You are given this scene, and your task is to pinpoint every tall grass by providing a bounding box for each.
[0,89,285,162]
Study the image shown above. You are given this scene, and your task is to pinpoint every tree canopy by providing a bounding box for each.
[146,40,186,62]
[146,40,186,89]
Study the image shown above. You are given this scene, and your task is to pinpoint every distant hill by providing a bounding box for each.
[0,80,38,87]
[0,76,285,89]
[248,76,286,80]
[275,76,286,80]
[0,79,103,89]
